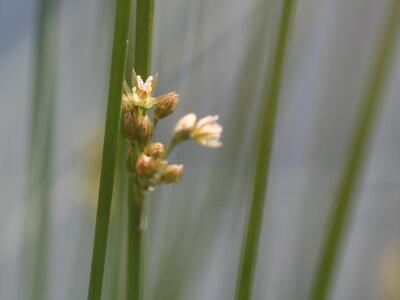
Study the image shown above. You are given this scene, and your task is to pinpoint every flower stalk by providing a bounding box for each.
[122,67,223,299]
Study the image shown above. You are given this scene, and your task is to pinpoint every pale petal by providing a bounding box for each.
[132,69,138,87]
[123,81,132,96]
[196,115,219,128]
[174,113,197,132]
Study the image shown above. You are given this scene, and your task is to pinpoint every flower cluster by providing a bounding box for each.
[121,70,222,191]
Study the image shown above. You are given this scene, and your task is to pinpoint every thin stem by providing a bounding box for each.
[24,0,59,299]
[165,140,178,157]
[127,175,145,300]
[235,1,296,299]
[134,0,154,77]
[153,117,159,128]
[87,0,133,298]
[309,2,400,300]
[109,132,129,300]
[126,0,154,299]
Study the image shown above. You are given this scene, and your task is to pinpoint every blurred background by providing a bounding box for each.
[1,0,400,299]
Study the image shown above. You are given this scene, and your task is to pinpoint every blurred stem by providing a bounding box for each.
[235,0,296,299]
[165,140,178,157]
[126,0,154,299]
[309,2,400,300]
[87,0,133,298]
[26,0,59,299]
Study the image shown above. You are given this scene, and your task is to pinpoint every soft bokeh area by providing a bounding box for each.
[1,0,400,299]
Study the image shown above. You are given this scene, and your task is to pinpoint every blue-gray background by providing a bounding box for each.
[1,0,400,299]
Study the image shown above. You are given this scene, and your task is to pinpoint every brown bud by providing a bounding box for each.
[136,115,153,146]
[144,142,165,159]
[154,92,179,119]
[136,154,157,176]
[121,81,136,113]
[121,111,136,142]
[161,164,184,183]
[122,96,135,113]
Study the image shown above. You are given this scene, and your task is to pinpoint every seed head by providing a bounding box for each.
[154,92,179,119]
[121,111,136,143]
[161,164,184,183]
[136,115,153,146]
[144,142,165,159]
[136,154,157,176]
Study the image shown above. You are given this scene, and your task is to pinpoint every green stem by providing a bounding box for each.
[309,2,400,300]
[134,0,154,77]
[235,1,296,299]
[87,0,133,298]
[25,0,59,299]
[109,133,129,300]
[126,0,154,299]
[127,176,145,300]
[165,140,178,157]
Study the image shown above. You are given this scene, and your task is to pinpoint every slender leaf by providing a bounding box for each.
[24,0,59,299]
[309,2,400,300]
[235,0,296,299]
[87,0,133,298]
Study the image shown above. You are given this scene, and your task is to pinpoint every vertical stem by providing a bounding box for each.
[109,132,129,300]
[126,1,154,300]
[134,0,154,77]
[25,0,59,299]
[309,2,400,300]
[235,1,296,299]
[87,0,133,298]
[127,176,145,300]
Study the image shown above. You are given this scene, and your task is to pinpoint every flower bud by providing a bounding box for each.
[144,142,165,159]
[136,115,153,146]
[161,164,184,183]
[154,92,179,119]
[121,111,136,142]
[121,81,136,113]
[173,113,197,142]
[136,154,157,176]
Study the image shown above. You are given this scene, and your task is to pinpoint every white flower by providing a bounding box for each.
[192,115,222,148]
[173,113,222,147]
[174,113,197,137]
[122,71,158,109]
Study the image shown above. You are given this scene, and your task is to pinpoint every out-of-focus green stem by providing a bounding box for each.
[309,2,400,300]
[125,0,154,299]
[87,0,133,298]
[235,1,296,299]
[26,0,59,299]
